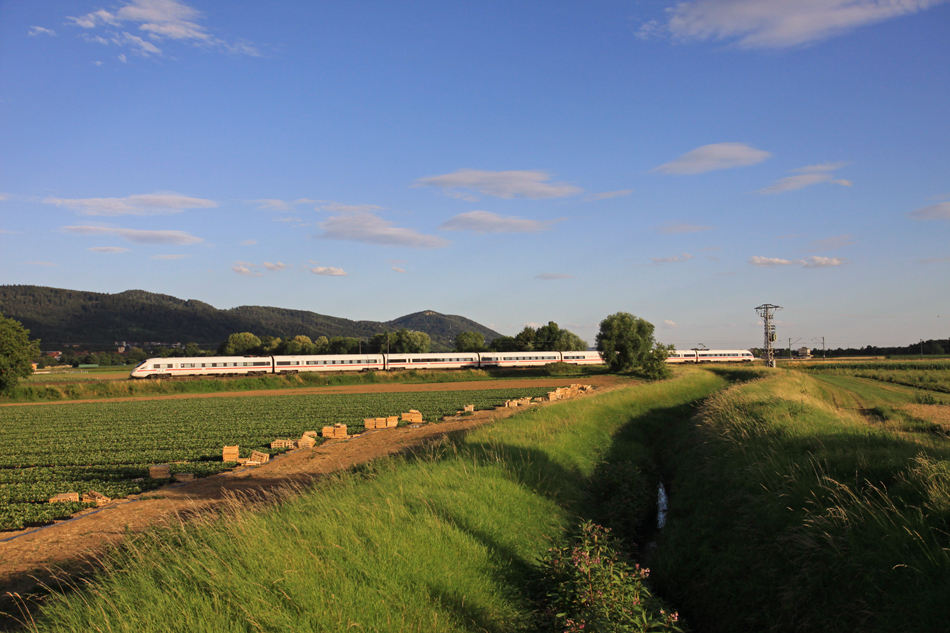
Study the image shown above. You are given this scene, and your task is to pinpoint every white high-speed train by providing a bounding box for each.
[129,350,605,379]
[666,349,754,363]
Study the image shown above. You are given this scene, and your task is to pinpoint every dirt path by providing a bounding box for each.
[0,376,625,625]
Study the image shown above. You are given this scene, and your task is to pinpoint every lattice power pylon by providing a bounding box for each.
[755,304,782,368]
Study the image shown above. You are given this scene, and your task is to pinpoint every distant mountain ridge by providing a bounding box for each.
[0,285,502,351]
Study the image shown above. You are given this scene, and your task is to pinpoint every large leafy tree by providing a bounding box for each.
[455,331,485,352]
[0,314,41,393]
[595,312,670,378]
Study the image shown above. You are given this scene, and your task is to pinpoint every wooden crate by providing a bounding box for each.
[333,424,348,438]
[249,451,270,464]
[223,445,240,462]
[321,426,336,438]
[49,492,80,503]
[271,439,295,450]
[173,473,195,482]
[463,404,475,413]
[149,464,171,479]
[297,435,316,449]
[83,490,111,506]
[302,430,318,438]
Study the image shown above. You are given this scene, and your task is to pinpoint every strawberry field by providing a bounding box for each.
[0,387,552,530]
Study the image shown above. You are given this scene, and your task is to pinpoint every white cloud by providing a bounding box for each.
[749,256,795,267]
[653,143,771,175]
[263,261,289,271]
[316,211,450,249]
[656,223,714,234]
[414,169,583,199]
[907,202,950,221]
[439,211,563,234]
[232,264,261,277]
[802,256,844,268]
[67,0,259,58]
[29,26,57,36]
[659,0,948,49]
[652,253,694,264]
[44,193,216,215]
[585,189,634,201]
[749,255,844,268]
[663,320,678,328]
[152,254,187,260]
[392,266,406,273]
[535,273,573,280]
[88,246,129,253]
[757,163,852,195]
[62,225,203,244]
[310,266,347,276]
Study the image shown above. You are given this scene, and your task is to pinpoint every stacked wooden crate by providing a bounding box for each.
[363,416,398,429]
[222,445,240,462]
[270,439,296,450]
[297,434,316,449]
[149,464,171,479]
[49,492,80,503]
[401,410,424,424]
[321,424,348,439]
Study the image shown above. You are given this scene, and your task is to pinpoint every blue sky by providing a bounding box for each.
[1,0,948,350]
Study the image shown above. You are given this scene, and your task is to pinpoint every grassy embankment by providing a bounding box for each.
[654,367,950,633]
[5,364,606,404]
[23,368,724,632]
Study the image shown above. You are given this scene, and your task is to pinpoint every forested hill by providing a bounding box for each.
[0,285,501,351]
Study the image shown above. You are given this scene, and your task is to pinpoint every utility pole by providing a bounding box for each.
[789,338,802,361]
[812,336,825,359]
[755,304,782,368]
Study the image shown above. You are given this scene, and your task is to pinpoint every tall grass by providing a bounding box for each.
[654,369,950,632]
[24,370,723,632]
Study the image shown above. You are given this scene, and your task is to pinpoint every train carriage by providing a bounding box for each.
[130,356,273,379]
[383,353,480,371]
[275,354,384,374]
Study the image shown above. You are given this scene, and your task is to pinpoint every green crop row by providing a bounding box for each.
[0,388,553,531]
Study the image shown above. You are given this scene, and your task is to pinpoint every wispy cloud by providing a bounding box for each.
[62,225,203,244]
[263,261,289,271]
[907,202,950,221]
[439,211,563,234]
[663,320,678,328]
[44,193,216,215]
[67,0,259,58]
[749,255,844,268]
[392,266,406,273]
[316,211,449,249]
[919,256,950,263]
[757,163,852,195]
[88,246,129,253]
[806,234,854,251]
[652,0,948,49]
[152,254,188,260]
[29,26,57,36]
[584,189,633,201]
[652,253,694,264]
[27,261,58,267]
[656,223,714,234]
[535,273,573,280]
[653,143,771,175]
[415,169,583,199]
[241,239,257,246]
